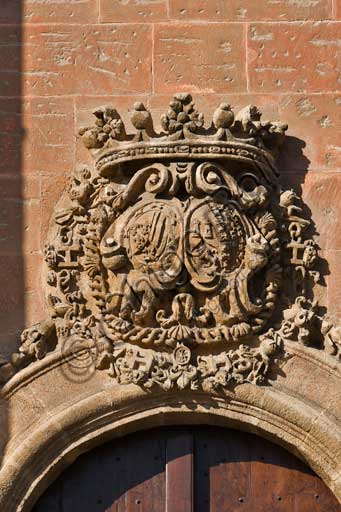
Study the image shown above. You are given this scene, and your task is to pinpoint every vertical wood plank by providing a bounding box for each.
[123,431,165,512]
[33,428,166,512]
[193,426,341,512]
[194,427,251,512]
[166,429,193,512]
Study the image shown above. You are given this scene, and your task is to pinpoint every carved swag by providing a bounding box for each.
[4,94,340,390]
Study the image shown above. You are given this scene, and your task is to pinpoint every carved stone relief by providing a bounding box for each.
[3,93,340,390]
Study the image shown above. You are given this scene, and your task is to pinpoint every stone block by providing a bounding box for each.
[0,255,25,340]
[300,173,341,252]
[0,175,40,255]
[324,250,341,317]
[22,97,75,175]
[169,0,333,21]
[335,0,341,19]
[153,23,246,93]
[248,22,341,93]
[0,99,23,176]
[23,24,152,96]
[100,0,168,22]
[0,0,99,23]
[278,94,341,171]
[170,0,332,21]
[0,26,22,97]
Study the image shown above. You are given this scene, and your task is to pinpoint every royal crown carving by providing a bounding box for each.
[3,94,340,389]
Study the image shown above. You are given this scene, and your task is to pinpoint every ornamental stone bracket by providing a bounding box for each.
[1,94,341,510]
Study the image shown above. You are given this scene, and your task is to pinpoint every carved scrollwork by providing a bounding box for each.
[3,94,338,391]
[106,337,281,392]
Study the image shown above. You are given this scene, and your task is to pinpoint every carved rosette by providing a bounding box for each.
[6,93,339,391]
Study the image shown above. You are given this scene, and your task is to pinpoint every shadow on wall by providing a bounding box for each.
[278,135,330,294]
[0,1,23,465]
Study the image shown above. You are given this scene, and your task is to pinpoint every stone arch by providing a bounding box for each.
[0,356,340,511]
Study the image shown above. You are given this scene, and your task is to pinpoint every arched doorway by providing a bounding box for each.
[32,426,340,511]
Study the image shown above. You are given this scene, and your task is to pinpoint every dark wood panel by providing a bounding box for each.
[194,428,251,512]
[33,429,167,512]
[166,429,193,512]
[33,426,341,512]
[193,426,341,512]
[109,430,165,512]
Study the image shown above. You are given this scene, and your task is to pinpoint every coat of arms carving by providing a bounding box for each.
[4,94,341,390]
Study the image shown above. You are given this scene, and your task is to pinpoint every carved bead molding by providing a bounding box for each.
[2,93,340,391]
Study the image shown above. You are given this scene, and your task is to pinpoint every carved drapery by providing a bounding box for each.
[2,93,340,391]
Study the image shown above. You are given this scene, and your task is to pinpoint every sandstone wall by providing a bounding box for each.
[1,4,341,510]
[0,0,340,358]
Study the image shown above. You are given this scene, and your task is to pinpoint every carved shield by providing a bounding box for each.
[102,199,184,290]
[184,198,252,292]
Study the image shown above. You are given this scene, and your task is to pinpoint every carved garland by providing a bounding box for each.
[2,93,340,390]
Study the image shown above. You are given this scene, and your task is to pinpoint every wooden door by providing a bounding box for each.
[33,426,341,511]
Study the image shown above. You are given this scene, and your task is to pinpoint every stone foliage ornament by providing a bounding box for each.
[4,93,340,389]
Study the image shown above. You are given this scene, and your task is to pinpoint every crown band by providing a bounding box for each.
[96,139,279,180]
[79,93,288,178]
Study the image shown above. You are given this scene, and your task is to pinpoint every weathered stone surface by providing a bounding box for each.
[153,23,246,93]
[6,95,341,405]
[100,0,168,22]
[301,173,341,251]
[0,175,40,255]
[0,0,99,23]
[23,98,75,175]
[169,0,333,21]
[1,357,341,510]
[248,22,341,93]
[13,94,341,398]
[0,99,22,175]
[324,250,341,318]
[0,26,22,97]
[0,175,40,204]
[278,94,341,171]
[275,353,341,421]
[336,0,341,18]
[24,259,46,329]
[24,24,152,96]
[0,254,25,354]
[11,94,298,387]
